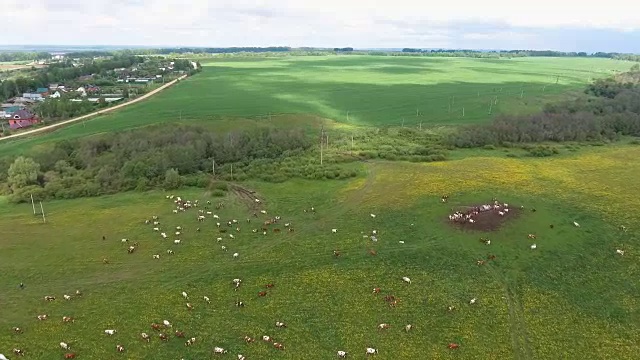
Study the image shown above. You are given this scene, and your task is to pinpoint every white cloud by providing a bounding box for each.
[0,0,638,51]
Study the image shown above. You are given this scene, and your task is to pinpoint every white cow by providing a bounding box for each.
[153,254,160,259]
[182,291,188,299]
[337,350,347,358]
[163,320,171,327]
[63,294,71,300]
[469,298,477,305]
[204,296,210,303]
[60,342,70,350]
[221,245,227,251]
[616,249,625,256]
[174,240,181,244]
[402,276,411,284]
[0,354,8,360]
[233,252,239,259]
[370,213,376,218]
[213,346,227,354]
[366,347,378,355]
[530,244,537,250]
[104,329,117,335]
[573,221,580,227]
[332,229,337,233]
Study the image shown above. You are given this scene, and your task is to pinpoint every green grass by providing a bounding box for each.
[0,56,631,155]
[1,145,639,359]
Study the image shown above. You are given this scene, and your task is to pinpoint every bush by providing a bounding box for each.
[211,189,226,197]
[527,145,559,157]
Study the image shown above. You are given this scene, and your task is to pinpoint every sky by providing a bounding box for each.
[1,0,640,53]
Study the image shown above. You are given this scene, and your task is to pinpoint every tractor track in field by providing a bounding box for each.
[486,264,534,360]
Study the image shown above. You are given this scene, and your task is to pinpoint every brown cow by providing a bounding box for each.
[373,287,381,294]
[175,331,185,338]
[273,228,281,233]
[265,283,275,288]
[64,353,76,359]
[448,343,460,350]
[369,249,377,256]
[243,335,255,343]
[258,291,267,297]
[333,250,340,257]
[273,342,285,350]
[159,333,169,341]
[151,323,162,331]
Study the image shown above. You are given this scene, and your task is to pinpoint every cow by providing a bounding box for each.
[273,342,285,350]
[373,287,381,294]
[37,314,48,321]
[159,333,169,341]
[337,350,348,358]
[377,323,390,330]
[105,329,117,335]
[365,347,378,355]
[265,283,275,288]
[13,348,25,356]
[60,342,70,350]
[141,332,150,342]
[151,323,162,331]
[275,321,286,328]
[448,343,460,350]
[64,354,76,359]
[258,291,267,297]
[62,316,75,323]
[213,347,227,354]
[12,327,23,333]
[243,336,255,343]
[116,345,125,352]
[186,303,194,310]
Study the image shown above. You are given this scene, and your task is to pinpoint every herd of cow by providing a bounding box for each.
[5,194,472,359]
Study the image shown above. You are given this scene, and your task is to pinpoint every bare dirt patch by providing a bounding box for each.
[229,183,262,212]
[447,203,523,232]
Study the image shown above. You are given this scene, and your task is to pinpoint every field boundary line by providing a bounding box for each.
[0,74,188,142]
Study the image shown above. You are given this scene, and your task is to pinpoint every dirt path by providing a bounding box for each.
[0,74,188,142]
[486,265,534,360]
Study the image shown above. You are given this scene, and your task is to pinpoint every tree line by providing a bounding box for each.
[0,51,51,62]
[0,125,359,203]
[448,66,640,148]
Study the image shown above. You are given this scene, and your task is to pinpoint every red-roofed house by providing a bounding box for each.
[8,110,39,129]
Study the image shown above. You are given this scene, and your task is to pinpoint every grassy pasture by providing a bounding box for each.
[0,56,631,155]
[1,145,638,359]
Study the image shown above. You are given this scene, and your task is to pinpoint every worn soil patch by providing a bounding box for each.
[448,203,523,232]
[229,183,262,211]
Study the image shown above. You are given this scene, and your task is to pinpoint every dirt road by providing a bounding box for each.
[0,74,188,142]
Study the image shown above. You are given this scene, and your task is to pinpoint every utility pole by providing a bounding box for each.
[419,121,422,130]
[30,194,36,215]
[230,164,233,180]
[520,89,524,99]
[320,125,324,165]
[462,107,465,117]
[402,118,405,127]
[351,135,354,151]
[212,159,215,176]
[40,201,46,223]
[416,108,419,117]
[488,101,493,115]
[448,98,451,113]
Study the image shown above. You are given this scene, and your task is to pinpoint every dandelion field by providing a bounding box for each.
[1,143,639,359]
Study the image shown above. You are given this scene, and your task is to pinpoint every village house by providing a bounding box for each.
[22,93,44,101]
[36,87,49,96]
[8,109,39,129]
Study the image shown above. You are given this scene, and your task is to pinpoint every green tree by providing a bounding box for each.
[8,156,41,190]
[163,168,181,190]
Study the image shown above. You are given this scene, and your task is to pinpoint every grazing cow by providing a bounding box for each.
[167,250,174,255]
[275,321,286,328]
[122,238,128,243]
[229,234,235,239]
[405,324,413,332]
[527,234,536,239]
[477,260,486,266]
[233,252,239,259]
[75,290,82,296]
[487,255,497,260]
[37,314,48,320]
[153,254,161,259]
[238,354,246,360]
[469,298,477,305]
[141,332,150,342]
[262,335,271,342]
[236,301,245,307]
[163,320,171,328]
[243,336,255,343]
[103,258,110,264]
[220,229,227,233]
[258,291,267,297]
[186,303,194,310]
[60,342,70,350]
[616,249,625,256]
[398,240,404,244]
[573,221,580,227]
[64,294,72,300]
[151,323,162,331]
[174,240,181,244]
[332,229,337,233]
[116,344,125,352]
[448,343,460,350]
[221,246,227,251]
[337,350,348,358]
[402,276,411,284]
[159,333,169,341]
[273,342,285,350]
[550,224,554,229]
[64,353,76,359]
[265,283,275,288]
[377,323,390,330]
[213,347,227,354]
[105,329,117,335]
[447,305,456,312]
[365,347,378,355]
[13,327,23,333]
[44,295,56,301]
[128,246,136,253]
[182,291,189,299]
[373,287,381,294]
[175,331,185,338]
[62,316,75,323]
[204,296,211,303]
[13,348,25,356]
[620,225,627,232]
[530,244,537,250]
[369,249,377,256]
[185,337,196,346]
[333,250,340,257]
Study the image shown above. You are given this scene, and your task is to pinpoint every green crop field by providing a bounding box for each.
[0,55,631,155]
[1,144,639,359]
